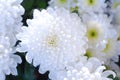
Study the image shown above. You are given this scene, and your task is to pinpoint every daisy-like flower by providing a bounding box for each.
[17,7,87,74]
[82,13,112,49]
[0,36,22,80]
[82,12,119,62]
[77,0,107,13]
[49,57,116,80]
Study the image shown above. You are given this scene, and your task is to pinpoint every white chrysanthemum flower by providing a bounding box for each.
[82,13,119,62]
[17,7,87,74]
[77,0,106,13]
[82,13,113,50]
[49,57,116,80]
[0,36,22,80]
[0,0,24,46]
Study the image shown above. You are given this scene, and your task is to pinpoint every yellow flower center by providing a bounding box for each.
[86,0,96,6]
[117,36,120,41]
[87,28,98,40]
[59,0,67,4]
[46,35,58,47]
[85,49,92,58]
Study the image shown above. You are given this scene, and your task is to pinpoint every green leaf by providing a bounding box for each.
[114,77,120,80]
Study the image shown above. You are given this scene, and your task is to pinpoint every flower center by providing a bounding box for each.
[87,28,98,40]
[46,35,58,47]
[85,49,92,58]
[59,0,67,4]
[117,36,120,41]
[86,0,96,6]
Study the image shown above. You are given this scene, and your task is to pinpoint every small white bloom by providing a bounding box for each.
[82,13,119,62]
[78,0,107,13]
[82,13,112,49]
[17,7,87,74]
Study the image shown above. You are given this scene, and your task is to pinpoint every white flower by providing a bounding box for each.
[0,36,22,80]
[49,57,116,80]
[82,13,112,49]
[82,12,119,62]
[17,7,87,74]
[0,0,24,46]
[77,0,106,13]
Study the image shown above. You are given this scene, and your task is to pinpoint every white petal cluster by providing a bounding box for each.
[49,57,116,80]
[81,12,118,62]
[78,0,106,13]
[108,0,120,76]
[17,7,87,74]
[82,13,112,49]
[0,0,24,46]
[0,36,22,80]
[0,0,24,79]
